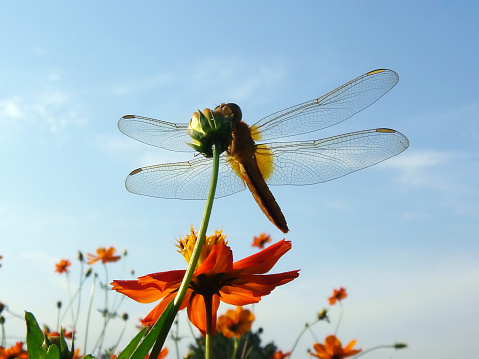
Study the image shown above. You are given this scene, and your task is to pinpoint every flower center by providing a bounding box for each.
[176,226,228,267]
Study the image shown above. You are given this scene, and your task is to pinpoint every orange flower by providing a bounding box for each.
[0,342,28,359]
[112,227,299,336]
[217,306,255,338]
[272,350,291,359]
[309,335,361,359]
[87,247,121,264]
[44,328,74,339]
[328,287,347,305]
[55,259,71,274]
[251,233,272,249]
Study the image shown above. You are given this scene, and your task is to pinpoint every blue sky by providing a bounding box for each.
[1,1,478,358]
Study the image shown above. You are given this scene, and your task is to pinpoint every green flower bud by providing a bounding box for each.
[187,105,236,157]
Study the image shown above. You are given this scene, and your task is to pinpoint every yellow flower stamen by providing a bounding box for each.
[176,226,228,267]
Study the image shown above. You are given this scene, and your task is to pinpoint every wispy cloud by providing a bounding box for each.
[383,150,460,189]
[0,89,86,143]
[384,149,479,218]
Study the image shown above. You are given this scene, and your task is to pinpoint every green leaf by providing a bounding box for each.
[130,301,176,359]
[116,327,148,359]
[25,311,46,359]
[45,342,60,359]
[59,329,72,359]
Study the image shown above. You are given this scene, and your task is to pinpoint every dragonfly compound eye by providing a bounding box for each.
[215,103,242,124]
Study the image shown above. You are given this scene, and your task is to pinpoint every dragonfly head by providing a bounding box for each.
[215,103,242,125]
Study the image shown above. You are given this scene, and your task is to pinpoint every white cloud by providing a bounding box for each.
[0,90,86,141]
[382,150,461,190]
[0,97,25,120]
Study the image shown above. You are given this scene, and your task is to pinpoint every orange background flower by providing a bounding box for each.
[87,246,121,264]
[309,335,360,359]
[328,287,347,305]
[251,233,272,249]
[217,306,255,338]
[272,350,291,358]
[0,342,28,359]
[55,259,71,273]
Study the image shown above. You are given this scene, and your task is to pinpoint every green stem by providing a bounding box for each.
[205,295,213,359]
[353,344,404,358]
[334,302,343,336]
[232,337,239,359]
[83,273,97,354]
[150,143,220,358]
[289,319,319,358]
[1,320,5,347]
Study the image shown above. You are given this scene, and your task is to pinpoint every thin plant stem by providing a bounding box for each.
[239,332,250,359]
[232,338,239,359]
[94,264,112,356]
[84,273,97,354]
[150,143,220,358]
[111,317,128,354]
[289,319,319,358]
[353,344,402,358]
[306,325,319,343]
[205,295,213,359]
[333,302,343,336]
[1,320,5,347]
[173,315,180,359]
[56,303,61,331]
[73,259,85,331]
[65,272,75,326]
[60,274,90,323]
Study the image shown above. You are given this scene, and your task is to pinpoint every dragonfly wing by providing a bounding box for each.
[251,69,399,141]
[118,115,194,152]
[257,128,409,186]
[125,153,246,199]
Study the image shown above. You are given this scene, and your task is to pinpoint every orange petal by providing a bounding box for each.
[187,294,221,337]
[233,240,292,274]
[196,243,233,276]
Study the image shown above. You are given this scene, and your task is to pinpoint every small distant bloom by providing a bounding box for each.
[157,347,168,358]
[328,287,347,305]
[317,308,329,322]
[309,335,361,359]
[395,343,407,349]
[55,259,71,274]
[0,342,29,359]
[272,350,290,359]
[72,348,82,359]
[87,247,121,264]
[44,327,74,339]
[112,226,299,336]
[217,306,255,338]
[251,233,272,249]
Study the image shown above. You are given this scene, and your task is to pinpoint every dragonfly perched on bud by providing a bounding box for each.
[119,69,409,233]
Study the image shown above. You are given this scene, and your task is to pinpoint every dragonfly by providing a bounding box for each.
[118,69,409,233]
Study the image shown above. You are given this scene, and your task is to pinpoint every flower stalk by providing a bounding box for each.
[149,142,220,359]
